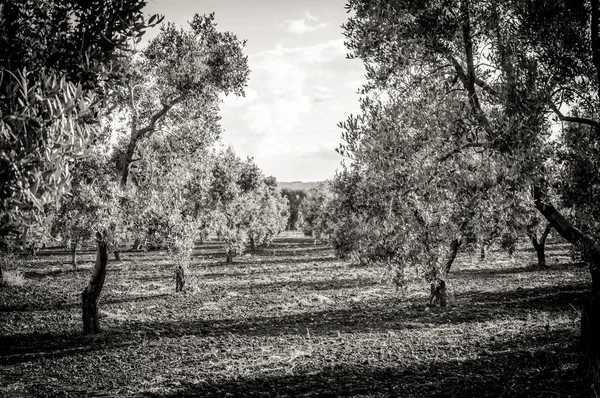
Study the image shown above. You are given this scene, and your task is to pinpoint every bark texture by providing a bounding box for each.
[71,237,78,270]
[428,239,461,308]
[529,223,552,268]
[429,278,447,307]
[175,264,185,292]
[82,232,108,335]
[442,239,461,275]
[533,186,600,361]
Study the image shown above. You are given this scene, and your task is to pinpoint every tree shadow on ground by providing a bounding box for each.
[517,242,572,254]
[197,254,336,266]
[238,256,340,266]
[139,282,585,340]
[0,330,138,366]
[25,247,97,257]
[270,235,317,244]
[143,329,590,398]
[462,283,589,312]
[0,292,169,313]
[233,278,380,292]
[240,249,328,258]
[1,282,588,367]
[452,262,587,279]
[200,263,328,280]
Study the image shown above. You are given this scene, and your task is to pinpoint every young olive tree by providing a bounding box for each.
[300,184,335,244]
[208,150,285,262]
[280,188,307,230]
[247,181,289,250]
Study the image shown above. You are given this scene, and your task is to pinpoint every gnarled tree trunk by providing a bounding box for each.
[429,238,462,307]
[249,233,256,251]
[82,231,108,335]
[528,223,552,268]
[175,264,185,292]
[533,186,600,363]
[442,238,461,276]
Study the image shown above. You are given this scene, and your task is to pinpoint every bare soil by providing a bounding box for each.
[0,232,596,397]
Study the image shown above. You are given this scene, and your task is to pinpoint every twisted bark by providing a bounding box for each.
[82,231,108,335]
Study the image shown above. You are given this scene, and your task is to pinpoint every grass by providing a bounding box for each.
[2,270,26,287]
[0,231,596,397]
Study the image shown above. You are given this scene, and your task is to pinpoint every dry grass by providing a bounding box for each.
[2,270,26,287]
[0,232,596,397]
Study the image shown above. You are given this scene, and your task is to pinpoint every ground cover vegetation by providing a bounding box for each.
[2,0,600,396]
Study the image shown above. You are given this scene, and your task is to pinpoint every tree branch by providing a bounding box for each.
[437,142,490,162]
[474,76,499,97]
[548,101,600,130]
[133,95,186,140]
[539,223,552,247]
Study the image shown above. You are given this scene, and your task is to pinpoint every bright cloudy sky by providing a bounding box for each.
[142,0,365,182]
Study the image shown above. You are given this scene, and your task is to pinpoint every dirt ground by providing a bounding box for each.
[0,231,596,397]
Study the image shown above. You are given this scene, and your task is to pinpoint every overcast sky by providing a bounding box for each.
[142,0,365,182]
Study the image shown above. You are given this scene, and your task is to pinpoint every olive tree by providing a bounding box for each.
[342,0,600,363]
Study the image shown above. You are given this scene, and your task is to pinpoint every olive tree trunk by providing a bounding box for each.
[429,238,461,307]
[81,231,108,335]
[533,186,600,362]
[132,237,141,251]
[71,237,79,270]
[529,223,552,268]
[175,264,185,292]
[249,233,256,251]
[442,238,461,276]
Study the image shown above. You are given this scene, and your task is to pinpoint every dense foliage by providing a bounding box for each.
[209,149,289,262]
[0,0,160,238]
[280,188,307,230]
[334,0,600,364]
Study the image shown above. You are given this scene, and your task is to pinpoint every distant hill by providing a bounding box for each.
[277,181,325,191]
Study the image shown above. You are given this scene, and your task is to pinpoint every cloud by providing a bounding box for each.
[297,140,341,160]
[312,84,333,103]
[344,79,367,90]
[228,40,348,147]
[218,38,365,180]
[282,11,327,35]
[257,39,347,64]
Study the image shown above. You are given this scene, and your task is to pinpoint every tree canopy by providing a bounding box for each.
[339,0,600,361]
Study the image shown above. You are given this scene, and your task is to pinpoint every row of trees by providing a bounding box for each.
[0,1,290,334]
[50,147,288,267]
[299,0,600,368]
